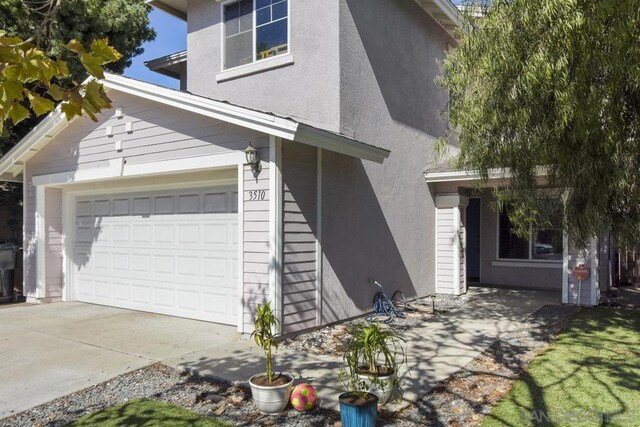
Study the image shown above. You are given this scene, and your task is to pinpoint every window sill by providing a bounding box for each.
[216,54,294,83]
[492,260,563,269]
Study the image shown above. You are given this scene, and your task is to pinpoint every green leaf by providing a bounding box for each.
[55,59,69,77]
[79,52,105,79]
[1,80,23,102]
[60,101,82,121]
[65,39,85,54]
[3,65,21,81]
[7,102,30,125]
[46,84,65,101]
[90,38,123,63]
[27,92,55,116]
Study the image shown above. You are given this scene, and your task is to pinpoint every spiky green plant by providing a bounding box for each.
[251,302,279,384]
[339,321,406,396]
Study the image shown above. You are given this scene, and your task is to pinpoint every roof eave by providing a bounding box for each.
[144,51,187,80]
[0,107,69,183]
[424,167,549,183]
[0,73,391,181]
[145,0,187,21]
[415,0,461,38]
[295,124,390,164]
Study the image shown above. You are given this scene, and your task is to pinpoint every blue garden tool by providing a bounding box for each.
[366,279,413,324]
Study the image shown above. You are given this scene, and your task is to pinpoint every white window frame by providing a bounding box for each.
[221,0,291,72]
[495,203,563,264]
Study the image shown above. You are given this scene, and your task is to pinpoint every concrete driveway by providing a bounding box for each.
[0,302,249,418]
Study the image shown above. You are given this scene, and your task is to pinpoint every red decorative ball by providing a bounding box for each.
[290,383,318,411]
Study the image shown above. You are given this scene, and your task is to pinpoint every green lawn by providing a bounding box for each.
[67,399,231,427]
[484,308,640,427]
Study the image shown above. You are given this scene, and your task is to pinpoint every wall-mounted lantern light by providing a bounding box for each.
[244,142,262,173]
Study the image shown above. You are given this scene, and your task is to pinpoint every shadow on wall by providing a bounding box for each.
[344,0,450,137]
[321,153,415,323]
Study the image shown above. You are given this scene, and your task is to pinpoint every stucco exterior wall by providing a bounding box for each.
[317,0,455,323]
[186,0,341,131]
[478,191,563,290]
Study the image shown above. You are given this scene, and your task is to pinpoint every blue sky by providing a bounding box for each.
[123,9,186,89]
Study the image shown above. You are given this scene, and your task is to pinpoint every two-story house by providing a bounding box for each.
[0,0,607,336]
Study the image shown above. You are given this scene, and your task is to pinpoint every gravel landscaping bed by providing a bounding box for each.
[280,292,479,357]
[380,304,579,427]
[2,300,575,427]
[3,364,340,427]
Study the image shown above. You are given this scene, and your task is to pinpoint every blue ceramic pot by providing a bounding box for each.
[339,392,378,427]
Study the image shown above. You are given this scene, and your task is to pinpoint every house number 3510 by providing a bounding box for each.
[249,190,266,201]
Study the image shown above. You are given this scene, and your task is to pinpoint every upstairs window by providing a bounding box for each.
[223,0,289,70]
[498,199,564,261]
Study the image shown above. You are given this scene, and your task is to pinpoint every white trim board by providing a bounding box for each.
[315,147,323,326]
[237,163,245,333]
[32,153,244,187]
[268,136,284,334]
[425,166,548,183]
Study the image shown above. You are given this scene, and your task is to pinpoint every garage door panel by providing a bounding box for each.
[74,185,239,325]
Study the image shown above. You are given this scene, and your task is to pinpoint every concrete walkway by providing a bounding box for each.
[0,287,559,418]
[167,287,560,411]
[0,303,245,418]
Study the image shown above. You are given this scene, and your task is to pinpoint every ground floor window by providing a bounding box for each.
[498,199,563,261]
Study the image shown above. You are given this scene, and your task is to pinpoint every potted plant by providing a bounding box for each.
[249,302,294,414]
[338,357,379,427]
[339,321,406,415]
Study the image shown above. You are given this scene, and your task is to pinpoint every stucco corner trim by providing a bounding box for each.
[216,54,295,83]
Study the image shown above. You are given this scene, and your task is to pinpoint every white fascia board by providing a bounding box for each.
[145,50,187,69]
[32,152,244,186]
[425,169,498,183]
[0,107,68,181]
[430,0,461,26]
[145,51,187,79]
[294,124,390,164]
[416,0,461,37]
[101,74,299,141]
[425,166,548,183]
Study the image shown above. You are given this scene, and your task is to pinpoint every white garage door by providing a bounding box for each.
[73,185,239,325]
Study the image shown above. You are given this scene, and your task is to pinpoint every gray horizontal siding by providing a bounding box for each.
[45,188,63,298]
[242,152,271,333]
[27,91,267,176]
[436,208,455,293]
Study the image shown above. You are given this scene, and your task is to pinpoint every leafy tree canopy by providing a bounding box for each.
[0,33,121,134]
[440,0,640,247]
[0,0,155,75]
[0,0,155,153]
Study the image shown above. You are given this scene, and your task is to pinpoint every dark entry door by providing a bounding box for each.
[466,198,481,282]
